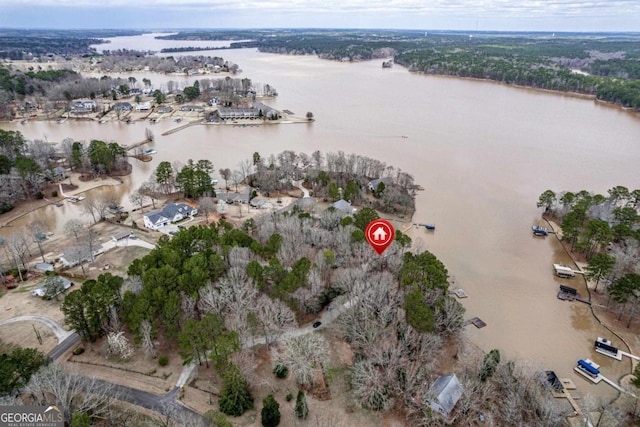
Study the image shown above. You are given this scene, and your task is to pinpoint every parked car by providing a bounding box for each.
[312,321,322,328]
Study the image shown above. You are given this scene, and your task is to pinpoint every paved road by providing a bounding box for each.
[48,332,81,360]
[33,320,203,422]
[104,383,201,422]
[0,315,74,343]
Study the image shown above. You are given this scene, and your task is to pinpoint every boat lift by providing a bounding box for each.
[594,337,640,362]
[414,223,436,231]
[574,358,637,397]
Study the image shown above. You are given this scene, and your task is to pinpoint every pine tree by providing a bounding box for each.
[218,364,254,416]
[261,394,280,427]
[294,390,309,420]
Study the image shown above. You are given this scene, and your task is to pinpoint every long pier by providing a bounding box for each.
[161,121,200,136]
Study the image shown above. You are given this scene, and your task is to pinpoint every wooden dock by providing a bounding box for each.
[557,289,591,305]
[161,120,200,136]
[465,317,486,328]
[562,391,583,417]
[452,288,468,299]
[598,347,640,362]
[122,139,152,152]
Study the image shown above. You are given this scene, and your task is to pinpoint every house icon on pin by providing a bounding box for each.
[373,226,387,241]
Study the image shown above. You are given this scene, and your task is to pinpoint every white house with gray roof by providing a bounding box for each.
[143,203,198,230]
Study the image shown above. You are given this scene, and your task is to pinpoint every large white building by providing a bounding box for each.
[143,203,198,230]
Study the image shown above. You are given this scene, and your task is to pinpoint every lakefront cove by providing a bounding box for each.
[2,32,640,416]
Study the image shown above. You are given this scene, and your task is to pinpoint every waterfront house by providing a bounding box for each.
[250,198,266,209]
[32,276,73,298]
[143,203,197,230]
[216,190,250,204]
[368,177,393,192]
[52,166,68,181]
[180,105,205,112]
[424,374,463,418]
[71,100,97,113]
[143,211,171,230]
[60,243,104,267]
[136,101,151,111]
[35,262,54,272]
[217,102,277,120]
[114,102,133,111]
[332,199,355,214]
[112,231,135,242]
[296,197,317,211]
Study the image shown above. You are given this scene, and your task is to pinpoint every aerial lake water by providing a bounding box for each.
[4,33,640,400]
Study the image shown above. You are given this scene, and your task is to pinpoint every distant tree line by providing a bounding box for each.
[161,29,640,110]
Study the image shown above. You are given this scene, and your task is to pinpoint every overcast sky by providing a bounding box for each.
[1,0,639,32]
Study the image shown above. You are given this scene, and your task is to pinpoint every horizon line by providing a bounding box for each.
[1,27,640,34]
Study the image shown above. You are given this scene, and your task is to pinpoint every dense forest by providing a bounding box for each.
[162,29,640,110]
[0,29,144,59]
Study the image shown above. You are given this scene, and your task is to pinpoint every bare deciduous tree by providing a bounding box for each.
[29,220,48,263]
[82,194,101,224]
[139,178,159,209]
[255,294,297,346]
[199,196,216,224]
[273,334,329,387]
[4,230,32,279]
[25,365,119,424]
[139,319,157,359]
[129,190,147,212]
[64,218,85,243]
[121,275,143,295]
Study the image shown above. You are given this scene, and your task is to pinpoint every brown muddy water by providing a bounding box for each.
[3,35,640,400]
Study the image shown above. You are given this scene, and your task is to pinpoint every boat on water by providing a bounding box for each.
[382,59,393,68]
[20,119,28,124]
[143,148,157,155]
[424,224,436,231]
[532,225,549,236]
[57,119,65,124]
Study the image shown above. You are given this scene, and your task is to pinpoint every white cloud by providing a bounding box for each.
[6,0,640,16]
[1,0,639,30]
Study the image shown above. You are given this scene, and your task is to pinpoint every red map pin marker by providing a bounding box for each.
[365,219,395,255]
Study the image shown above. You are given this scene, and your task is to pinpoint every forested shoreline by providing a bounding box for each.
[161,29,640,110]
